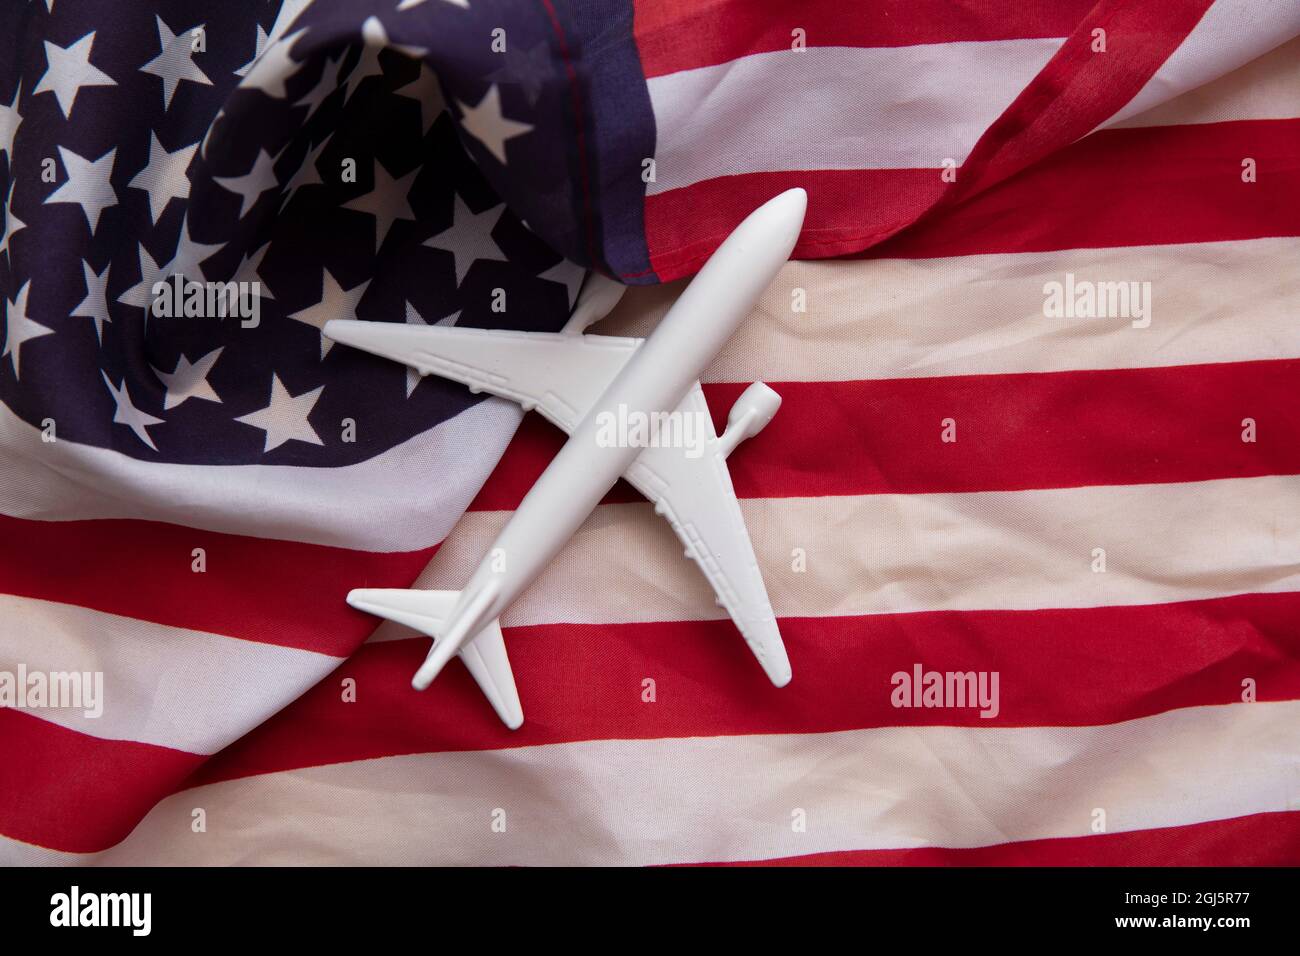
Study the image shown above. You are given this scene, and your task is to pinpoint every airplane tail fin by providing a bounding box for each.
[346,588,523,730]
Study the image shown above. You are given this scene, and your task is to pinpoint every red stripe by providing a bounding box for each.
[0,515,434,656]
[943,0,1214,200]
[641,0,1215,278]
[645,168,943,282]
[645,119,1300,279]
[12,591,1297,851]
[880,119,1300,259]
[195,591,1300,781]
[469,359,1300,510]
[0,708,202,854]
[688,811,1300,866]
[633,0,1099,78]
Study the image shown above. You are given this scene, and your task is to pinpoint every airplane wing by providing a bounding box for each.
[324,321,641,433]
[326,320,791,687]
[623,382,792,687]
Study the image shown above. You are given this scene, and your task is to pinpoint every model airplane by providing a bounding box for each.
[325,187,807,728]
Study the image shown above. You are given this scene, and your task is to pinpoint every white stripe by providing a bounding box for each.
[1111,35,1300,128]
[646,39,1063,194]
[378,475,1300,632]
[0,397,521,552]
[9,700,1299,864]
[0,594,340,753]
[600,238,1300,384]
[1103,0,1300,128]
[13,236,1291,553]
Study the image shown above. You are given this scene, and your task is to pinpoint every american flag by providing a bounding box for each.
[1,0,1298,864]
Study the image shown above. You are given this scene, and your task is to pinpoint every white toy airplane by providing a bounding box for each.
[325,188,806,728]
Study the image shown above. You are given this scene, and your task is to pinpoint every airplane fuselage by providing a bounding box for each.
[417,189,807,685]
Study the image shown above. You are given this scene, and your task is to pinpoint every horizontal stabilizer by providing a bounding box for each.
[346,588,523,730]
[323,320,444,373]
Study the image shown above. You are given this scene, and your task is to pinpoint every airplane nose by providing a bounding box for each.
[749,187,807,257]
[779,186,808,217]
[769,187,807,239]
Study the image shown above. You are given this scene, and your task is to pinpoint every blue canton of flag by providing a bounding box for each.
[0,0,590,466]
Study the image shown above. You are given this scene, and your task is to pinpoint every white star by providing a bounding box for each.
[0,208,22,263]
[0,184,25,264]
[236,240,275,301]
[128,132,198,224]
[117,245,167,310]
[342,159,419,251]
[168,213,223,281]
[133,217,224,326]
[394,60,445,135]
[267,0,315,44]
[153,347,223,409]
[397,0,470,9]
[116,219,220,319]
[235,374,325,453]
[343,21,387,104]
[281,132,331,210]
[214,149,278,218]
[293,54,345,120]
[234,25,271,78]
[403,300,459,397]
[45,145,117,233]
[539,260,585,308]
[101,372,165,451]
[343,16,427,105]
[289,269,370,357]
[201,107,227,160]
[33,34,116,119]
[456,84,532,164]
[3,281,53,379]
[140,16,213,110]
[422,194,506,286]
[238,27,307,98]
[0,81,21,166]
[72,260,112,344]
